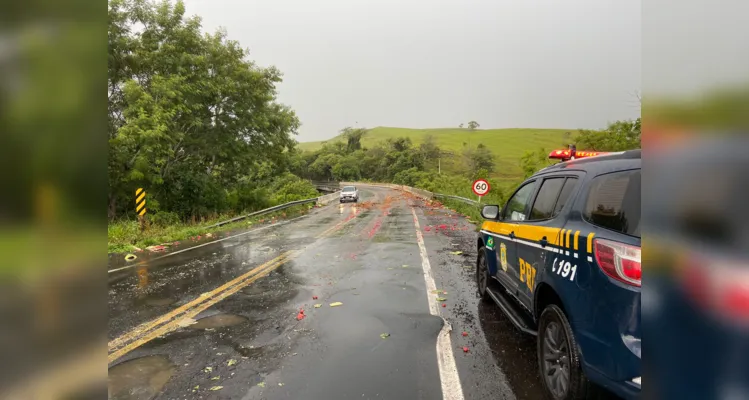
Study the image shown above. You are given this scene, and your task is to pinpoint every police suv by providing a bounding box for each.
[476,149,641,400]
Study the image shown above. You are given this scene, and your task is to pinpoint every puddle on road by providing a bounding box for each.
[108,355,175,400]
[189,313,248,329]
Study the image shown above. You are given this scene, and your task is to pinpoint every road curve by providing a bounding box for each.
[107,186,559,400]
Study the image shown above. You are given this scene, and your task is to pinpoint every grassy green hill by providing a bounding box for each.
[297,127,572,184]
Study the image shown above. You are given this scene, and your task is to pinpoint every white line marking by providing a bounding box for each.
[411,207,464,400]
[587,256,593,262]
[573,253,578,259]
[108,214,310,274]
[566,251,570,256]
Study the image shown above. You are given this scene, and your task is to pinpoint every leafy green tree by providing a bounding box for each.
[108,0,300,220]
[520,147,552,179]
[467,121,480,130]
[574,118,641,151]
[341,127,367,152]
[462,143,495,174]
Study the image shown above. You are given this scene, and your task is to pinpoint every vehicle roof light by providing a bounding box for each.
[548,149,611,161]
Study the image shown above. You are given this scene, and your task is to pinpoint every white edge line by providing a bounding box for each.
[587,256,593,262]
[108,214,310,274]
[411,207,464,400]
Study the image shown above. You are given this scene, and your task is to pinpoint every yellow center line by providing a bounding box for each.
[108,253,295,363]
[109,207,360,364]
[108,251,293,352]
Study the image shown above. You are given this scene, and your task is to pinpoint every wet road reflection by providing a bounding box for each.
[107,187,622,400]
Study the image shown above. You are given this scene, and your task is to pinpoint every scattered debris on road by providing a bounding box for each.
[329,302,343,307]
[210,376,220,381]
[227,359,237,366]
[312,295,318,300]
[209,386,223,391]
[146,245,168,252]
[380,333,390,339]
[462,331,468,337]
[257,382,266,388]
[442,303,446,307]
[204,367,213,373]
[314,304,322,308]
[450,251,463,255]
[436,297,447,302]
[279,383,285,387]
[296,309,306,320]
[463,346,470,353]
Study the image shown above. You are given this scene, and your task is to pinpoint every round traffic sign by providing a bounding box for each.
[472,179,490,196]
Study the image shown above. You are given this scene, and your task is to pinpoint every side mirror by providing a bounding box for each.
[481,205,500,220]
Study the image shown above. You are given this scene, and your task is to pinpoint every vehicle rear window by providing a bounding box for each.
[583,170,641,237]
[529,178,565,220]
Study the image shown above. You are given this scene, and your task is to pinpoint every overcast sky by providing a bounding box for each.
[181,0,641,142]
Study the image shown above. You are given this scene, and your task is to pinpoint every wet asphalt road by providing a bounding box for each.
[107,186,608,400]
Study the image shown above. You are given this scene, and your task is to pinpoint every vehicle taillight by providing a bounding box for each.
[593,238,641,287]
[682,257,749,320]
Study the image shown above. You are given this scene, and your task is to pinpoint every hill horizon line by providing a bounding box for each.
[297,126,578,144]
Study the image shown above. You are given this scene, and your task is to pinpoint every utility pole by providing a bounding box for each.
[438,150,454,175]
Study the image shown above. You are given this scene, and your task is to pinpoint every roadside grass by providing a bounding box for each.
[297,126,570,181]
[108,204,315,254]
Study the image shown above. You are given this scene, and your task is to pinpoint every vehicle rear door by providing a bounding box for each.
[484,180,538,294]
[515,174,582,310]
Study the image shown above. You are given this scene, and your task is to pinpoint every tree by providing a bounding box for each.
[418,135,441,169]
[108,0,300,220]
[341,127,367,152]
[467,121,480,130]
[520,147,552,179]
[574,118,641,151]
[459,123,464,128]
[462,143,495,174]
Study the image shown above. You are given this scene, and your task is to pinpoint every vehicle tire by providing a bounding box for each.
[476,246,491,303]
[537,304,593,400]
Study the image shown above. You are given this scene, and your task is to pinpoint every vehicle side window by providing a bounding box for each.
[583,170,641,237]
[528,178,565,220]
[501,181,536,221]
[552,178,579,217]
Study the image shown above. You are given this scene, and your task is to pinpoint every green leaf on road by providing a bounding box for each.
[314,303,322,308]
[211,376,220,380]
[436,297,447,302]
[227,359,237,366]
[257,382,266,388]
[380,333,390,339]
[204,367,213,373]
[450,251,463,255]
[209,386,223,391]
[329,302,343,307]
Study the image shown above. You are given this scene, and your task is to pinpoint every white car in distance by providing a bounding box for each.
[339,186,359,203]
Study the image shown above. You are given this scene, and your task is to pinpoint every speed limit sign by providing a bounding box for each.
[472,179,490,196]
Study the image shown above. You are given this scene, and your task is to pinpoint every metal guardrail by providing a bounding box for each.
[432,193,480,206]
[205,191,341,229]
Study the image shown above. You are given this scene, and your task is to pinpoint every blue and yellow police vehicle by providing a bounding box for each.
[476,148,641,400]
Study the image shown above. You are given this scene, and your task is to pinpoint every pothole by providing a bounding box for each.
[108,355,175,400]
[189,313,248,329]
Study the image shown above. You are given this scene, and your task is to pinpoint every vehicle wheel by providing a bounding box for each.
[537,304,592,400]
[476,247,491,303]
